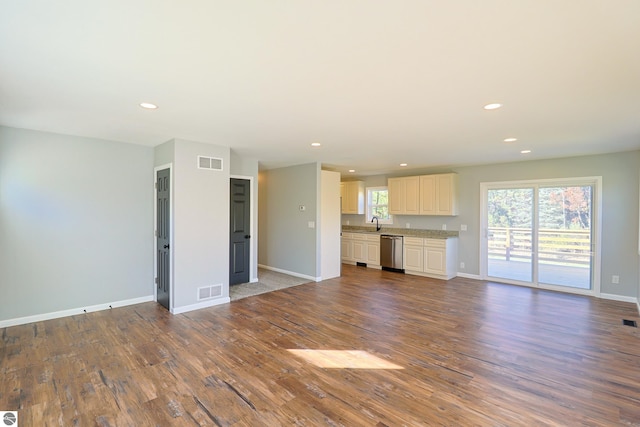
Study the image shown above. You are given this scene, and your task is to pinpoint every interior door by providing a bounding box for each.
[230,178,250,285]
[156,168,170,310]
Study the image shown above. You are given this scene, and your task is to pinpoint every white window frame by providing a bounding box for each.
[366,186,393,224]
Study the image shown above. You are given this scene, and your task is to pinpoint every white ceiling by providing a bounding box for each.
[2,1,640,175]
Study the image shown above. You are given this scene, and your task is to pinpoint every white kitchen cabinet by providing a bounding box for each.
[352,240,367,263]
[401,236,458,279]
[424,238,458,279]
[405,177,420,214]
[341,232,381,268]
[388,176,420,215]
[341,232,354,262]
[341,181,365,214]
[365,234,381,266]
[388,178,403,215]
[419,175,436,214]
[403,237,424,272]
[342,231,455,278]
[419,173,458,216]
[424,239,446,275]
[341,240,353,262]
[390,173,457,216]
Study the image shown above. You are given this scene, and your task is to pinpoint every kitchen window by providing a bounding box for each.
[367,187,392,224]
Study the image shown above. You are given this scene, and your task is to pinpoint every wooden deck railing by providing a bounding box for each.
[488,227,591,267]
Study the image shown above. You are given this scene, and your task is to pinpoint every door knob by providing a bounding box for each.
[244,235,251,239]
[163,244,170,249]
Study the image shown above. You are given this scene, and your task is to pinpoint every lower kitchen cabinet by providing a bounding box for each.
[342,231,456,279]
[341,232,381,268]
[403,237,424,271]
[425,239,447,276]
[366,240,380,265]
[353,240,366,263]
[341,234,353,261]
[403,237,458,280]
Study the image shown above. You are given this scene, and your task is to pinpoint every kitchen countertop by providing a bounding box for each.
[341,225,459,239]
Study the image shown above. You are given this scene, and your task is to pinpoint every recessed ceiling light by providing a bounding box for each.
[139,102,158,109]
[348,169,355,173]
[311,142,321,147]
[483,103,502,110]
[400,163,408,167]
[521,149,531,154]
[504,138,518,142]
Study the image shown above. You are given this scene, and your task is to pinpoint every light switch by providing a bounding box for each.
[460,224,467,231]
[308,221,315,228]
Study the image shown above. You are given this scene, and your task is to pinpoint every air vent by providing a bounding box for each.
[622,319,638,327]
[198,284,222,301]
[197,156,223,171]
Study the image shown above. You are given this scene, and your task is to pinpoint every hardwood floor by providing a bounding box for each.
[2,264,640,426]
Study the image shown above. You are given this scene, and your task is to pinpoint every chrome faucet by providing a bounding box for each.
[371,216,381,231]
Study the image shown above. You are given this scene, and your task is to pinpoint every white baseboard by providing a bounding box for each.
[250,277,259,283]
[0,295,154,328]
[258,264,321,282]
[171,297,230,315]
[637,300,640,315]
[456,272,482,280]
[600,293,639,304]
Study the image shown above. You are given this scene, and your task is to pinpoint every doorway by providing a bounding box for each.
[156,167,171,310]
[481,177,601,296]
[230,178,251,285]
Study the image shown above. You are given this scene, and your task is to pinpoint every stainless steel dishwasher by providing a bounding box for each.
[380,234,404,272]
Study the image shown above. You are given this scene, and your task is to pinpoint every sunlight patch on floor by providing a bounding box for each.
[288,349,404,370]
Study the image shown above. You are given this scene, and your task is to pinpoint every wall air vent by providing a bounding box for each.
[198,284,223,301]
[197,156,223,171]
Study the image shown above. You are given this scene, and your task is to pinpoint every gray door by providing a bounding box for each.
[230,178,250,285]
[156,168,170,310]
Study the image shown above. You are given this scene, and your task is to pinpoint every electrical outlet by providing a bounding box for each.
[460,224,467,231]
[441,224,447,230]
[346,220,350,225]
[612,275,620,284]
[460,262,465,269]
[406,223,410,228]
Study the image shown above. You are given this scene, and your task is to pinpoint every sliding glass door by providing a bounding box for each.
[487,188,534,282]
[482,178,600,295]
[537,185,592,289]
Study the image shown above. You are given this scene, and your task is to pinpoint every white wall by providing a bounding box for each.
[0,126,154,323]
[343,151,640,300]
[230,150,259,282]
[156,139,231,312]
[154,139,175,166]
[319,170,341,280]
[259,163,319,279]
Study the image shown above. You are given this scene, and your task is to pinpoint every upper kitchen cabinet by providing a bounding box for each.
[388,176,420,215]
[420,173,458,216]
[420,173,459,216]
[341,180,365,214]
[389,173,459,216]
